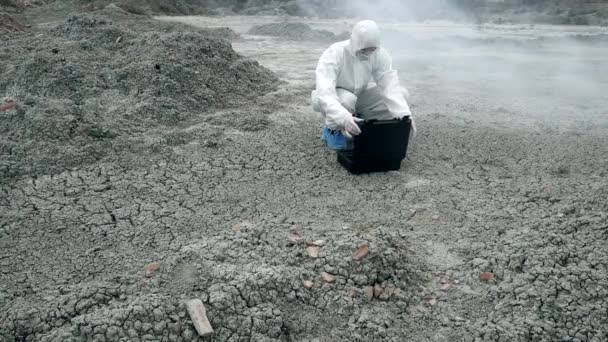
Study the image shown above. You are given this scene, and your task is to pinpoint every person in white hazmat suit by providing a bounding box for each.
[311,20,415,150]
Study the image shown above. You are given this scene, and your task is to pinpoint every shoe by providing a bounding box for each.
[321,127,349,151]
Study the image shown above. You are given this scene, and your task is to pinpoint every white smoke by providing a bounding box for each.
[294,0,474,22]
[294,0,608,124]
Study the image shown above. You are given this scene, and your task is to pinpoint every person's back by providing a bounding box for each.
[311,20,415,151]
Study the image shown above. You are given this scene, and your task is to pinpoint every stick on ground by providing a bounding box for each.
[186,299,214,337]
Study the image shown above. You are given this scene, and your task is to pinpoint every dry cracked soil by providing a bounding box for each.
[1,7,608,342]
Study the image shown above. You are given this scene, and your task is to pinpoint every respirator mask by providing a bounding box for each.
[356,48,376,61]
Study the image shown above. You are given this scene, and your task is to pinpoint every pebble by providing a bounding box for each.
[144,263,161,277]
[352,243,369,261]
[373,284,384,298]
[306,246,320,258]
[288,234,303,244]
[321,272,336,283]
[364,287,374,300]
[479,272,495,281]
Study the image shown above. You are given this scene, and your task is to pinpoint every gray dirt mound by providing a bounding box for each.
[248,22,343,42]
[0,223,428,341]
[0,13,276,180]
[0,11,24,34]
[166,224,427,341]
[94,5,242,40]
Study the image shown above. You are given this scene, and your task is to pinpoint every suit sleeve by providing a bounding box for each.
[372,49,411,117]
[313,46,353,130]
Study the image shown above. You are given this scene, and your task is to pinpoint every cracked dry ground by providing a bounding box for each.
[2,19,608,342]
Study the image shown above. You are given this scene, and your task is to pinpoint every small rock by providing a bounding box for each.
[441,284,451,291]
[144,262,161,277]
[321,272,336,283]
[303,280,314,289]
[185,299,214,337]
[116,36,122,44]
[288,234,303,244]
[310,239,325,247]
[364,287,374,300]
[429,299,437,306]
[348,288,357,297]
[352,243,369,261]
[0,102,16,112]
[479,272,495,281]
[373,284,384,298]
[306,246,320,258]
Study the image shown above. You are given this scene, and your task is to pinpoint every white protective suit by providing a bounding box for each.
[311,20,413,135]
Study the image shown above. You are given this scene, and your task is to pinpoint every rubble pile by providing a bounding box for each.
[0,221,428,341]
[0,12,276,180]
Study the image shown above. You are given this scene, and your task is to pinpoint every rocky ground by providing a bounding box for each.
[1,5,608,342]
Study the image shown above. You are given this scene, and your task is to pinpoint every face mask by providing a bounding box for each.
[356,49,375,61]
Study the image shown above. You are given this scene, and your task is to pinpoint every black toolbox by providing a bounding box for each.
[337,116,411,174]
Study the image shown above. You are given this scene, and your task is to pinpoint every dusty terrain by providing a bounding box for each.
[1,8,608,342]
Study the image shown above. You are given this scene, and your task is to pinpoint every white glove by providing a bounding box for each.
[342,116,363,138]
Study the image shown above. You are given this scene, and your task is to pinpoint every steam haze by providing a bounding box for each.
[294,0,472,21]
[293,0,608,127]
